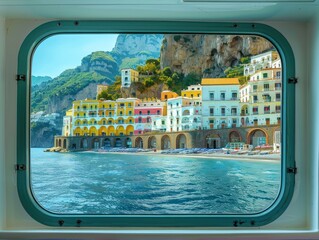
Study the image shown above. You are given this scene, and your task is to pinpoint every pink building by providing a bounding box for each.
[134,100,165,135]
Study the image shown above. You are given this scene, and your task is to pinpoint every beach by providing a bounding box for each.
[94,148,281,162]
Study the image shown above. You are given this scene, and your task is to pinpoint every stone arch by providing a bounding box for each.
[58,139,62,147]
[126,117,134,124]
[117,117,124,124]
[116,125,125,136]
[229,130,241,142]
[89,118,96,125]
[135,137,143,148]
[92,138,100,149]
[247,128,268,147]
[89,126,98,136]
[99,117,107,125]
[108,126,115,136]
[73,127,82,136]
[98,126,107,136]
[241,104,249,116]
[107,118,114,125]
[80,138,88,149]
[55,139,58,147]
[63,139,67,149]
[176,134,187,149]
[148,136,157,149]
[75,119,82,126]
[161,135,171,150]
[125,138,132,148]
[83,127,89,136]
[103,138,111,147]
[205,133,221,149]
[115,138,122,147]
[126,125,134,135]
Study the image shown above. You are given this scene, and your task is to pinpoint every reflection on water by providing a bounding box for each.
[31,148,280,215]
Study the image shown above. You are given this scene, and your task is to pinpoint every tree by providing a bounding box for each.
[162,67,173,77]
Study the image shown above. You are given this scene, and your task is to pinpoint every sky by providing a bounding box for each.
[32,34,119,78]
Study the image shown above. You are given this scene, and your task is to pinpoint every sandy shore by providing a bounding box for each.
[92,150,281,162]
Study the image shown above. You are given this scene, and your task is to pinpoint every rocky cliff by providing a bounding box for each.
[160,34,273,77]
[113,34,163,56]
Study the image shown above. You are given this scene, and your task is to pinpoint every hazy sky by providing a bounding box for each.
[32,34,119,78]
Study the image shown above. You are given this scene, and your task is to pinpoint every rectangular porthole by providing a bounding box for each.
[17,21,295,227]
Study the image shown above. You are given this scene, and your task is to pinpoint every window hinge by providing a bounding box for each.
[287,167,297,174]
[16,74,26,81]
[15,164,26,171]
[288,77,298,84]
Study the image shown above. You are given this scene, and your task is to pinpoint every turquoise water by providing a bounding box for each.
[30,148,281,215]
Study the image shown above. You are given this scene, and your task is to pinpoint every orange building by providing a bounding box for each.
[161,90,179,101]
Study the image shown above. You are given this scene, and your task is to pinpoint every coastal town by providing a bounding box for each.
[54,50,281,154]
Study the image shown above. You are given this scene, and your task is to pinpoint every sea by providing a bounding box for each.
[30,148,281,215]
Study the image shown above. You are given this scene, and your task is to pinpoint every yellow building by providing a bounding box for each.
[181,84,202,99]
[65,98,138,137]
[161,90,179,101]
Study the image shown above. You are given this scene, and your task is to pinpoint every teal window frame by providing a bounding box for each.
[16,21,295,227]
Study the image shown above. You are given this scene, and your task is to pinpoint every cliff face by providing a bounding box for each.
[113,34,163,56]
[121,82,169,99]
[80,51,119,77]
[160,35,273,77]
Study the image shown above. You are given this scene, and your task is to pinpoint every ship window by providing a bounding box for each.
[17,21,295,227]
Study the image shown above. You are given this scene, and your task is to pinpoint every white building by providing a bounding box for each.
[201,78,240,129]
[244,50,279,76]
[239,68,282,127]
[62,115,72,137]
[121,68,139,88]
[166,97,202,132]
[152,116,167,132]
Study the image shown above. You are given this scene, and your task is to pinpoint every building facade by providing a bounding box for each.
[201,78,240,130]
[121,68,139,88]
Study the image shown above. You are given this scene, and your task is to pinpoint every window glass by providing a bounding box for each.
[30,33,283,215]
[16,22,295,227]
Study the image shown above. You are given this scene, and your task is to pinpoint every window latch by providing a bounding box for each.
[287,167,297,174]
[16,74,26,81]
[15,164,26,171]
[288,77,298,84]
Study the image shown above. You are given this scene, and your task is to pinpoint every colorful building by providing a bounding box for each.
[239,68,282,127]
[121,68,139,88]
[244,50,279,76]
[134,99,166,135]
[68,98,138,137]
[160,90,179,101]
[201,78,240,130]
[166,97,202,132]
[181,84,202,99]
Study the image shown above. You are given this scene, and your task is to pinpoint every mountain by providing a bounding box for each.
[160,34,273,78]
[113,34,163,56]
[30,33,273,148]
[31,34,163,147]
[31,75,52,86]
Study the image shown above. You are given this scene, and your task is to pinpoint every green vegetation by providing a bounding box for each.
[119,57,141,70]
[31,70,111,112]
[90,51,116,63]
[224,56,251,85]
[97,76,122,101]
